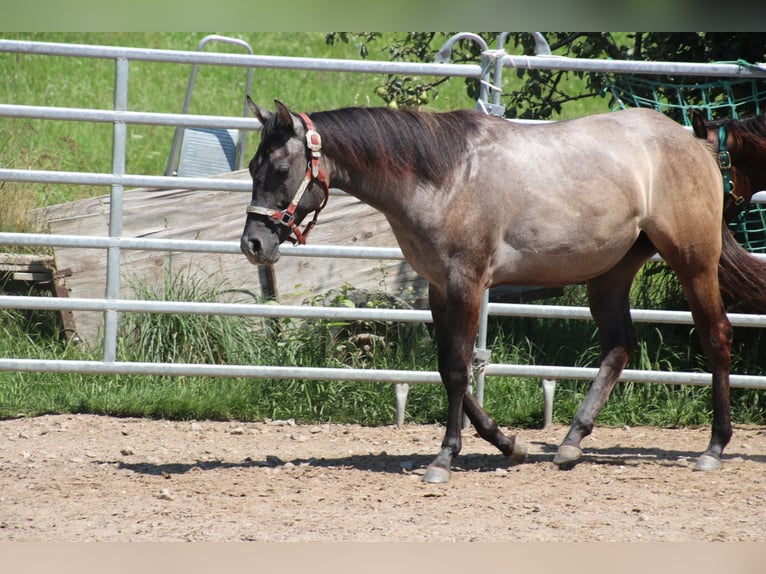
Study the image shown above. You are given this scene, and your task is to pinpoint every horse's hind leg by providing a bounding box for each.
[553,276,636,467]
[463,392,528,463]
[678,268,733,470]
[554,242,652,468]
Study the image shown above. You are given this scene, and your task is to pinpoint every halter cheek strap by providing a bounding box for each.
[246,113,330,245]
[718,125,744,208]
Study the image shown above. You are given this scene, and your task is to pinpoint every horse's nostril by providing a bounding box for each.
[240,235,261,257]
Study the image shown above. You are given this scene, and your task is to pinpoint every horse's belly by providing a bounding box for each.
[492,209,642,285]
[493,240,635,286]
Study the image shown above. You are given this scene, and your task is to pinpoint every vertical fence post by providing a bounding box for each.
[465,288,491,428]
[102,57,128,363]
[474,288,491,407]
[541,379,557,428]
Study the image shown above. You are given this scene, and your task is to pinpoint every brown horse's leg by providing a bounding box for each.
[680,271,733,471]
[554,240,653,468]
[553,276,636,467]
[462,393,527,462]
[423,280,527,484]
[422,281,487,483]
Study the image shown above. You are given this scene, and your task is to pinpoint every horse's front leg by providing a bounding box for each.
[422,283,480,484]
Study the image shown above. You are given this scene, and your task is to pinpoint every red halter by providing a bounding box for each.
[246,113,330,245]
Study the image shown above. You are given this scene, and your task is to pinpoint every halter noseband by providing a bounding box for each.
[246,113,330,245]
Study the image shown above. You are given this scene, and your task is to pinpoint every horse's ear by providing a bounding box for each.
[246,95,272,126]
[690,110,708,139]
[273,99,295,131]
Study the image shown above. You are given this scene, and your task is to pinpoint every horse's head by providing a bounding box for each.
[691,110,758,222]
[240,97,329,266]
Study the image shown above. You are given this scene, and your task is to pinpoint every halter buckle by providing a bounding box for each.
[279,210,295,226]
[306,129,322,152]
[718,150,732,170]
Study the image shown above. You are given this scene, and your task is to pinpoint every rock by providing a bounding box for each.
[157,488,173,501]
[268,419,296,427]
[120,447,135,456]
[190,422,203,432]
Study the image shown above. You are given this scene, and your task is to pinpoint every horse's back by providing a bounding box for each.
[472,108,723,286]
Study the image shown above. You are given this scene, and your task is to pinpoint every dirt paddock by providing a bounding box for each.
[1,414,765,542]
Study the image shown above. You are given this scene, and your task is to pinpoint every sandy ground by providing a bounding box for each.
[1,413,765,542]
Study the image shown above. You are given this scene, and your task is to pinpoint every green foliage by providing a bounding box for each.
[327,32,766,120]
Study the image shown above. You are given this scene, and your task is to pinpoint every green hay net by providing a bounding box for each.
[607,66,766,253]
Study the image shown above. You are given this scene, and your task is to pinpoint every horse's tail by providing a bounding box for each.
[718,222,766,312]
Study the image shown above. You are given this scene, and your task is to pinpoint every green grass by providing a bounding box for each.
[1,33,764,427]
[0,32,479,194]
[1,33,608,206]
[3,265,765,426]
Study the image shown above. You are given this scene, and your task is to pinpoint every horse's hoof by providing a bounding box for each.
[422,466,451,483]
[694,454,722,471]
[553,444,582,468]
[508,438,528,464]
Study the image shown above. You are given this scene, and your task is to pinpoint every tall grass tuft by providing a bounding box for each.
[119,265,264,366]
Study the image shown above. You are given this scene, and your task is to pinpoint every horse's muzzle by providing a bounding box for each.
[240,233,280,265]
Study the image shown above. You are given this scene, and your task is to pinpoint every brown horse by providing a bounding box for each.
[691,110,766,224]
[240,98,766,483]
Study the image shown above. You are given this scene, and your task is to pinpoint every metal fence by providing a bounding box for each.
[2,35,766,427]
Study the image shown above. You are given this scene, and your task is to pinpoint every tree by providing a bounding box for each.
[326,33,766,120]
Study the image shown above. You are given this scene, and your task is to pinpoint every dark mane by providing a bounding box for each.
[308,107,484,186]
[720,113,766,156]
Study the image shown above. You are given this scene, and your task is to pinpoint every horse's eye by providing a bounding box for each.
[274,163,290,176]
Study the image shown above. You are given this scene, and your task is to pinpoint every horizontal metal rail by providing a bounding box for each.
[0,232,404,259]
[0,167,252,192]
[5,294,766,331]
[0,358,441,384]
[0,103,264,130]
[0,39,482,78]
[494,51,766,78]
[0,359,764,391]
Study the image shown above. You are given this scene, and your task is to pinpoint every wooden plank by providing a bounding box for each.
[0,253,56,273]
[10,272,51,282]
[36,170,424,348]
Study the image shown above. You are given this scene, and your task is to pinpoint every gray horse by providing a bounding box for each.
[241,99,766,483]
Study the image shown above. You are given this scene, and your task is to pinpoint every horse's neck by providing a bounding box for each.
[322,155,412,216]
